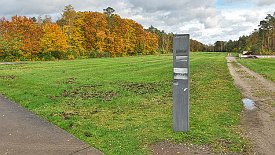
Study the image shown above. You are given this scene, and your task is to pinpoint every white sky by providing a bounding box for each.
[0,0,274,44]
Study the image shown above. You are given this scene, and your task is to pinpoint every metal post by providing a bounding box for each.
[173,34,190,132]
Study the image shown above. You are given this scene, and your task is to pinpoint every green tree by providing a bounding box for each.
[103,7,115,30]
[103,7,115,17]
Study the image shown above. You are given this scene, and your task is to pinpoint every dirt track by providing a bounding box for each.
[227,57,275,155]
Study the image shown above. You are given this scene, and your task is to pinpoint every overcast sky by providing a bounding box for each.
[0,0,275,44]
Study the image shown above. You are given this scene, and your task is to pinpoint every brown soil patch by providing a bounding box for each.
[227,57,275,155]
[62,85,117,101]
[151,141,213,155]
[122,82,161,95]
[121,81,169,95]
[0,75,16,80]
[64,77,78,84]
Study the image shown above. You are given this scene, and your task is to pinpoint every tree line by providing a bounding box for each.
[208,12,275,54]
[6,4,271,61]
[0,5,162,61]
[172,12,275,54]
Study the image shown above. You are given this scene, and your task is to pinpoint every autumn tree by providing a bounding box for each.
[0,16,43,60]
[0,19,23,61]
[57,5,85,56]
[110,15,125,56]
[40,23,68,59]
[82,11,108,53]
[190,39,205,52]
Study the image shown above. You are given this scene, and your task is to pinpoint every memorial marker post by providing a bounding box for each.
[173,34,190,132]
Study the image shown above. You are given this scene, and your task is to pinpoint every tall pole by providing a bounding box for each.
[173,34,190,132]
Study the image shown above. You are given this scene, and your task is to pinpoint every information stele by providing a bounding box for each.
[173,34,190,132]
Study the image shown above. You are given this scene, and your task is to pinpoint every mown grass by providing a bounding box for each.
[238,58,275,82]
[0,53,246,154]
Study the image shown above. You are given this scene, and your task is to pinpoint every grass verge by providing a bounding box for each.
[238,58,275,82]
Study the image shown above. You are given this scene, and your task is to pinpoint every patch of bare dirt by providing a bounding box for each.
[227,57,275,155]
[64,77,78,84]
[61,85,117,101]
[0,75,16,80]
[151,141,213,155]
[121,82,162,95]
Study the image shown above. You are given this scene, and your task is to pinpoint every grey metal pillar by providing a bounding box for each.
[173,34,190,132]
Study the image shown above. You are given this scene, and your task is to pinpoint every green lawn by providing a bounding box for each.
[0,53,246,154]
[238,58,275,82]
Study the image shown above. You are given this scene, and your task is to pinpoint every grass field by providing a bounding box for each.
[238,58,275,82]
[0,53,246,154]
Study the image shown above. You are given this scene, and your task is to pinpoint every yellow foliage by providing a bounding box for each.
[41,23,68,53]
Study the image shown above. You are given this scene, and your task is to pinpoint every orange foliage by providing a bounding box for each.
[0,5,160,61]
[0,16,43,60]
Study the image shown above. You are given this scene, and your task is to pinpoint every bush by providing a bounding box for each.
[88,50,112,58]
[51,51,66,59]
